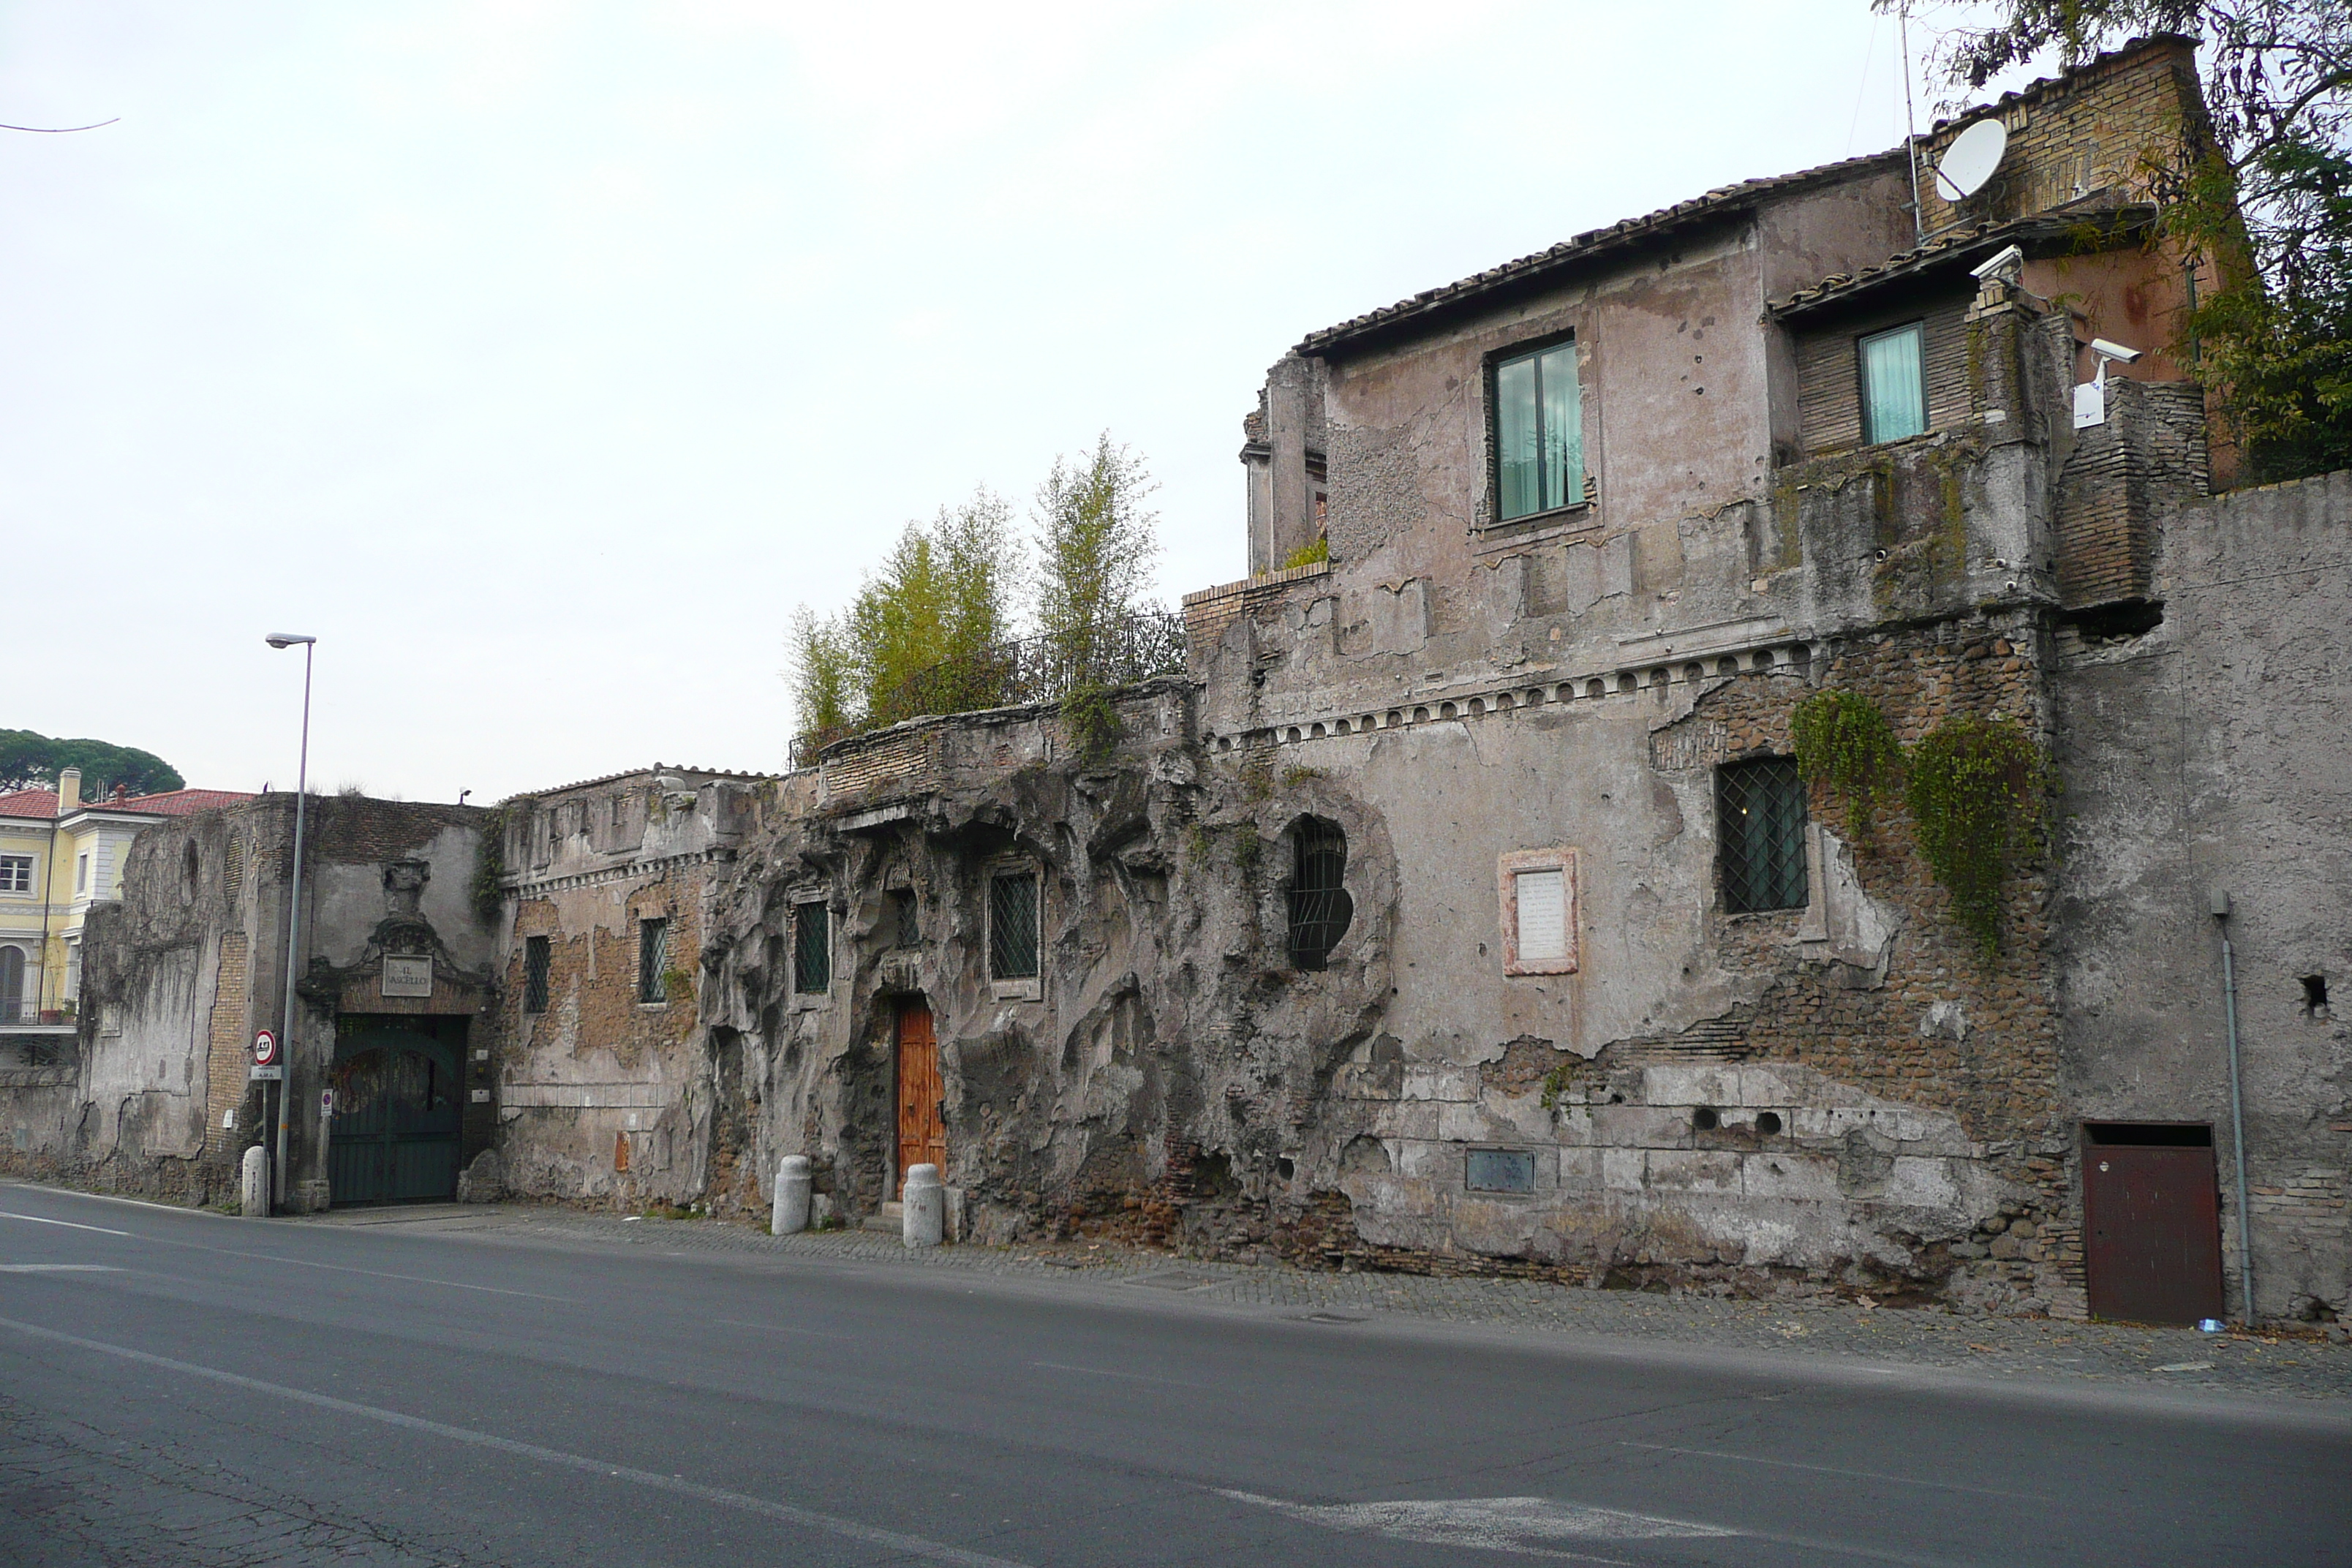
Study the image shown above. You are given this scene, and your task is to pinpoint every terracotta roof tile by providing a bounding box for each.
[1297,147,1907,355]
[0,786,255,821]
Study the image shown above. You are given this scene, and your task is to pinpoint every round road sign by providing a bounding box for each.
[252,1029,279,1066]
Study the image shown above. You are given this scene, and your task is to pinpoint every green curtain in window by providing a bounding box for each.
[1537,344,1581,510]
[1496,342,1583,520]
[1496,355,1539,519]
[1861,324,1926,444]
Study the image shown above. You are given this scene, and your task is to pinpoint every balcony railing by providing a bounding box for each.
[791,611,1187,769]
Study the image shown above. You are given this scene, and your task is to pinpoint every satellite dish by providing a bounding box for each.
[1935,118,2008,202]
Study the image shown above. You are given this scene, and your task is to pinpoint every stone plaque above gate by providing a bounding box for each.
[381,954,434,998]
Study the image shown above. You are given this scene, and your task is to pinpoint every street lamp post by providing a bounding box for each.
[265,633,315,1213]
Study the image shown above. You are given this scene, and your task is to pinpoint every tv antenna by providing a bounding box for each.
[1935,118,2009,203]
[1898,2,1923,244]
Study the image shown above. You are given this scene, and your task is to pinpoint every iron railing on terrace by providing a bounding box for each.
[789,610,1187,769]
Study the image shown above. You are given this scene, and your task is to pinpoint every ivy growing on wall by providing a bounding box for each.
[470,805,513,922]
[1904,715,2048,957]
[1790,689,1904,839]
[1060,679,1121,764]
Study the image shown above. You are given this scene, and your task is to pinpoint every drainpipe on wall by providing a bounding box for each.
[2212,889,2257,1324]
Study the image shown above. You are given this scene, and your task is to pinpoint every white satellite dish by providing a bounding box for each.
[1934,118,2008,202]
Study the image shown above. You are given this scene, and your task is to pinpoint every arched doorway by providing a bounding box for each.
[895,999,945,1193]
[328,1016,464,1205]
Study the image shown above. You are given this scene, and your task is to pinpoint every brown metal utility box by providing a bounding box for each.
[2082,1124,2226,1324]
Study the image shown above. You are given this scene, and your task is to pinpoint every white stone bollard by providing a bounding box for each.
[772,1155,813,1235]
[901,1163,943,1248]
[240,1145,268,1218]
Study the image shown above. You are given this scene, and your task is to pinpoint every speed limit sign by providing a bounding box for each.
[252,1029,279,1067]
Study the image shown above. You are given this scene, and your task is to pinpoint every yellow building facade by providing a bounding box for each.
[0,768,251,1028]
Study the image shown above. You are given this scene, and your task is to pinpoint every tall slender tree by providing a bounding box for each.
[1032,433,1161,678]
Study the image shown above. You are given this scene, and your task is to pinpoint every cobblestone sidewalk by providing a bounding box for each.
[314,1204,2352,1406]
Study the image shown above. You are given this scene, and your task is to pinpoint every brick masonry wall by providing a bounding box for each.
[201,932,249,1166]
[1795,291,1975,457]
[498,861,710,1201]
[1915,37,2206,237]
[1684,613,2081,1308]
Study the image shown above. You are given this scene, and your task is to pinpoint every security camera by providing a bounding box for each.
[1969,244,2025,280]
[2089,338,2141,363]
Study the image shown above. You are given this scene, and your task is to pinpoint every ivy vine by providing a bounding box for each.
[1904,715,2048,957]
[1060,679,1121,764]
[470,804,513,922]
[1790,689,1904,840]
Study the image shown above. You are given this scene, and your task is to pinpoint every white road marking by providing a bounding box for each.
[0,1313,1032,1568]
[1618,1440,2057,1501]
[1032,1361,1206,1389]
[187,1247,570,1301]
[0,1264,121,1273]
[0,1210,131,1237]
[1220,1489,1732,1561]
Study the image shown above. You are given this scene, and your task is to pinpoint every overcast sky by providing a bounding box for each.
[0,1,2013,805]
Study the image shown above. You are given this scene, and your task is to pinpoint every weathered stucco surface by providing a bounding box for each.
[2054,471,2352,1321]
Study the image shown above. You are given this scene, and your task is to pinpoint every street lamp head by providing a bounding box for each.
[265,633,317,649]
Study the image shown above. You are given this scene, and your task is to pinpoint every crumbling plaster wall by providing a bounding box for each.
[706,638,2068,1306]
[2053,469,2352,1322]
[12,809,254,1203]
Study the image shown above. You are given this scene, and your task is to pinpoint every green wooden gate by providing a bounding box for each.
[328,1017,464,1205]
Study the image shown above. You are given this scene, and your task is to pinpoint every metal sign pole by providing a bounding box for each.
[267,634,316,1213]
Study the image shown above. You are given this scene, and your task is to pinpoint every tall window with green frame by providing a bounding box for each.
[1493,339,1583,521]
[1858,322,1927,444]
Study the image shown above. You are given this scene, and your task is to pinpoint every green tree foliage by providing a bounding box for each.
[788,487,1025,749]
[0,730,185,798]
[1908,1,2352,480]
[1033,433,1161,671]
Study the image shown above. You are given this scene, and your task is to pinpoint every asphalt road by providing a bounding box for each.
[1,1183,2345,1567]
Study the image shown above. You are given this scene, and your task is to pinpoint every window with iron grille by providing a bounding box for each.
[0,855,31,894]
[989,871,1040,981]
[636,918,668,1003]
[792,900,829,994]
[523,935,551,1014]
[1717,758,1809,913]
[1286,819,1352,970]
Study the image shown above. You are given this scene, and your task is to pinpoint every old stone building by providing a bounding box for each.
[1,794,496,1211]
[8,37,2342,1327]
[480,766,763,1207]
[674,34,2342,1324]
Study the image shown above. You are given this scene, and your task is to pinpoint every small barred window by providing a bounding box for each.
[1286,819,1352,970]
[523,935,551,1014]
[1717,758,1809,913]
[637,918,669,1003]
[989,872,1040,981]
[792,901,829,995]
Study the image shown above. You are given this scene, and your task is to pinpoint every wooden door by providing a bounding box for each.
[2084,1129,2225,1324]
[895,1002,945,1188]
